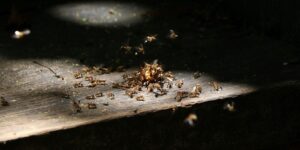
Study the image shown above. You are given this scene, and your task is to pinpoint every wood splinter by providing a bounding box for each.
[33,61,64,80]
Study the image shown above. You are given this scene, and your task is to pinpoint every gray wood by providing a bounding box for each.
[0,58,257,142]
[7,57,298,142]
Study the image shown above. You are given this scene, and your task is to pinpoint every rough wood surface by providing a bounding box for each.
[0,58,256,142]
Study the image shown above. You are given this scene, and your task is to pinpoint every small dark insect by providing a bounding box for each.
[116,66,125,72]
[74,72,83,79]
[175,91,189,102]
[154,89,168,97]
[108,9,116,15]
[103,102,109,106]
[193,72,202,79]
[189,84,202,98]
[87,103,97,109]
[147,83,162,92]
[120,43,132,54]
[107,92,115,100]
[1,97,9,106]
[166,82,173,89]
[210,81,222,91]
[100,67,112,74]
[95,92,103,97]
[136,95,145,101]
[126,85,142,98]
[176,80,184,88]
[62,94,71,99]
[72,100,81,113]
[86,95,96,100]
[144,34,157,43]
[135,44,145,55]
[126,89,137,98]
[74,82,84,88]
[112,83,125,89]
[168,29,178,39]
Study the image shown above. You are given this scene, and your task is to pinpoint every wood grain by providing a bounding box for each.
[0,58,257,142]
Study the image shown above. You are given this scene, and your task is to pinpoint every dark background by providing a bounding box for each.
[0,0,300,149]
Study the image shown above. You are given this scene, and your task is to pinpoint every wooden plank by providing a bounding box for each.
[0,58,258,142]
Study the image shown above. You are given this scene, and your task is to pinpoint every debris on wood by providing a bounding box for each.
[33,61,63,80]
[184,113,198,127]
[168,29,178,39]
[175,91,189,102]
[210,81,222,91]
[135,95,145,101]
[176,80,184,88]
[103,102,109,106]
[0,97,9,106]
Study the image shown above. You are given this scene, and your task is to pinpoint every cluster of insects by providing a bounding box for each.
[71,99,98,112]
[112,60,176,100]
[120,42,145,56]
[120,30,178,56]
[70,66,118,112]
[67,29,227,113]
[111,59,223,102]
[73,66,110,88]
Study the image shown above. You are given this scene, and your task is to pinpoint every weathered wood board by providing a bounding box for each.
[0,58,256,142]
